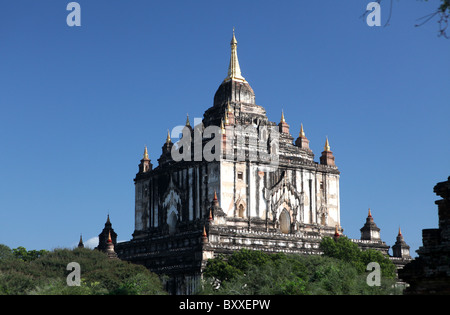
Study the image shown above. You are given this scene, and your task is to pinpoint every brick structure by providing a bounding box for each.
[399,176,450,294]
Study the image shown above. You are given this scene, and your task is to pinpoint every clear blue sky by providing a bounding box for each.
[0,1,448,257]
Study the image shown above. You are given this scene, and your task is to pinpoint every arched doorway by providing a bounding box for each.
[168,211,177,235]
[279,209,291,234]
[238,204,245,218]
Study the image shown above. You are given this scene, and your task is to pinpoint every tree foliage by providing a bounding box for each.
[319,236,397,279]
[0,245,167,295]
[201,238,401,295]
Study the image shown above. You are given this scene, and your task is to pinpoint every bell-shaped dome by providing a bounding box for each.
[213,30,255,107]
[213,79,255,107]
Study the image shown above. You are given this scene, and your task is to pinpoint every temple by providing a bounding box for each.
[96,31,413,294]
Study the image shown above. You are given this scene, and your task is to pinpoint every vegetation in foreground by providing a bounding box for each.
[0,236,403,295]
[0,244,166,295]
[200,236,402,295]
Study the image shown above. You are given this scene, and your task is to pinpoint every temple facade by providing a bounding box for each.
[110,32,410,294]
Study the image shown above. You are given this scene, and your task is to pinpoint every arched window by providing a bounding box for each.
[238,204,245,218]
[321,213,326,226]
[279,209,291,234]
[168,211,177,235]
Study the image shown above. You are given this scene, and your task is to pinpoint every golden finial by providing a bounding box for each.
[368,208,372,218]
[281,110,286,123]
[224,28,246,83]
[166,129,172,144]
[231,27,237,44]
[224,110,229,125]
[227,100,232,113]
[398,226,402,236]
[143,146,149,160]
[299,123,306,138]
[324,137,331,152]
[202,225,208,243]
[186,114,190,126]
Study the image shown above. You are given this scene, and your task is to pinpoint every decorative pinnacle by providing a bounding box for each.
[220,119,225,133]
[166,130,172,144]
[202,225,208,242]
[186,114,190,127]
[224,28,246,83]
[299,123,306,138]
[368,208,372,218]
[398,226,402,236]
[224,109,229,125]
[143,146,149,160]
[227,100,232,113]
[281,110,286,123]
[324,137,331,152]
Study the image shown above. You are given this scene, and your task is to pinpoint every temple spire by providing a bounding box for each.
[78,234,84,248]
[224,28,246,83]
[324,137,331,152]
[299,123,306,138]
[320,136,336,166]
[143,146,149,160]
[186,114,190,127]
[278,109,289,134]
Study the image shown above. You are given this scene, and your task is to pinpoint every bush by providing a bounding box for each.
[319,236,397,279]
[202,250,307,295]
[0,245,167,295]
[201,240,401,295]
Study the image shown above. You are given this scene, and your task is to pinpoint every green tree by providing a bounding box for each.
[319,236,396,279]
[0,246,167,295]
[12,246,48,262]
[202,250,308,295]
[0,245,13,260]
[201,245,401,295]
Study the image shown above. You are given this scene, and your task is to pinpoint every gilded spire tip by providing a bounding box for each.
[166,129,172,144]
[324,137,331,152]
[300,123,306,138]
[224,28,246,83]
